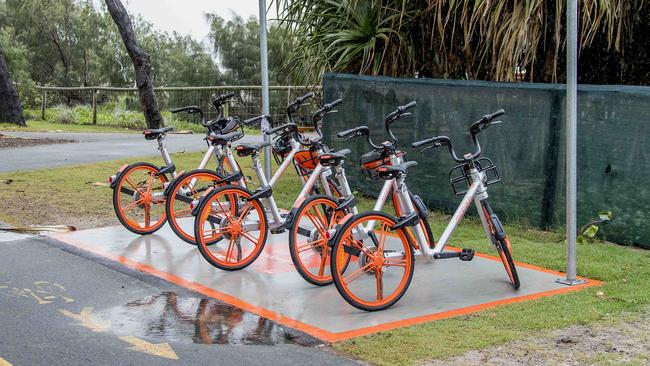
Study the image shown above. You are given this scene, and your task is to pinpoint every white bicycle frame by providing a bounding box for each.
[355,157,497,262]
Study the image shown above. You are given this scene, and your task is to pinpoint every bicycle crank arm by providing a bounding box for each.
[432,248,475,261]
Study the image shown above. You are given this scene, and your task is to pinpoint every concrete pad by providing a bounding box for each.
[50,220,600,342]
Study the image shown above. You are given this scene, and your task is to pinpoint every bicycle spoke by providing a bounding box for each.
[384,258,407,268]
[375,269,384,301]
[377,223,388,253]
[240,231,259,244]
[343,262,373,285]
[297,239,324,253]
[121,198,145,212]
[144,204,151,227]
[225,237,235,263]
[317,247,329,276]
[305,211,327,233]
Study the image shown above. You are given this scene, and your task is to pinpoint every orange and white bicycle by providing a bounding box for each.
[108,93,241,235]
[329,109,520,311]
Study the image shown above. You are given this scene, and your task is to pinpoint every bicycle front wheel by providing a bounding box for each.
[330,211,415,311]
[112,162,168,234]
[194,185,268,271]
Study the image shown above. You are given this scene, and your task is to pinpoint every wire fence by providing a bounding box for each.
[31,86,322,130]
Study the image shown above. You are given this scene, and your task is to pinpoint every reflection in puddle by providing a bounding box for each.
[100,292,320,346]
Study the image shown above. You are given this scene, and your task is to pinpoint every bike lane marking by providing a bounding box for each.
[119,336,179,360]
[0,357,13,366]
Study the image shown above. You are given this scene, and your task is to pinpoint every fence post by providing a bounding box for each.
[223,101,229,117]
[92,88,98,125]
[41,89,46,120]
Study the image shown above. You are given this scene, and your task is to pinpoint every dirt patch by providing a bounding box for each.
[425,309,650,366]
[0,133,75,149]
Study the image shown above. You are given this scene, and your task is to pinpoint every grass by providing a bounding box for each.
[0,120,140,133]
[0,153,648,365]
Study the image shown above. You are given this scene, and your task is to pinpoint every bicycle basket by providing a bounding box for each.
[359,150,400,181]
[448,157,501,196]
[294,149,319,176]
[272,134,292,164]
[209,116,242,135]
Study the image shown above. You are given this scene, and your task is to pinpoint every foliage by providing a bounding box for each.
[278,0,650,85]
[577,211,614,244]
[0,0,222,106]
[206,13,295,85]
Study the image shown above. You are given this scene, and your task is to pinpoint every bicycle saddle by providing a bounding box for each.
[376,161,418,179]
[235,141,272,157]
[318,148,351,167]
[143,127,174,140]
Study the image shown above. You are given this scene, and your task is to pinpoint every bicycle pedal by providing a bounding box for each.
[459,248,475,261]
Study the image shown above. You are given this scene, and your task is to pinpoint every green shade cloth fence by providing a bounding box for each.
[322,73,650,249]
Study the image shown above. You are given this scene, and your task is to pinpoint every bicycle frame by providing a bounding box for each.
[248,138,338,230]
[393,162,494,260]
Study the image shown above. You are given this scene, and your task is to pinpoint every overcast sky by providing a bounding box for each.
[123,0,278,43]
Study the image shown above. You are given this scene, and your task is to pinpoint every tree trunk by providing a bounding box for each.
[0,50,25,126]
[104,0,163,129]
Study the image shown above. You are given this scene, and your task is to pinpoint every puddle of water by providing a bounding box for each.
[98,292,321,346]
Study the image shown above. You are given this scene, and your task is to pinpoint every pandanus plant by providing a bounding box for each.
[277,0,647,84]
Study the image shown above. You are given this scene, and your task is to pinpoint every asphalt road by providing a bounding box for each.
[0,232,358,366]
[0,131,262,173]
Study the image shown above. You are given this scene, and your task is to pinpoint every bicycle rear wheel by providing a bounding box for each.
[330,211,415,311]
[289,195,350,286]
[112,162,168,235]
[166,169,223,244]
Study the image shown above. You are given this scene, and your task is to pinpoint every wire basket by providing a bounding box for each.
[448,157,501,196]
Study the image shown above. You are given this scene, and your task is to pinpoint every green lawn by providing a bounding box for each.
[0,152,648,365]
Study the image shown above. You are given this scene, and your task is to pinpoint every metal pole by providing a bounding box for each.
[259,0,272,177]
[557,0,585,286]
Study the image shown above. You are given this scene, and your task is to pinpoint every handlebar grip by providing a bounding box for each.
[336,126,368,139]
[411,137,434,148]
[170,106,201,114]
[264,123,296,135]
[485,109,505,122]
[243,115,268,126]
[400,100,417,112]
[298,92,315,103]
[222,92,236,99]
[325,98,343,109]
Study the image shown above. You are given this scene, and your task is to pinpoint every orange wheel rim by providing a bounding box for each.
[334,214,413,308]
[168,172,221,242]
[292,198,348,283]
[196,188,265,268]
[116,165,166,231]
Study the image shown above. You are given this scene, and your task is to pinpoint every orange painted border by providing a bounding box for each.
[50,233,603,343]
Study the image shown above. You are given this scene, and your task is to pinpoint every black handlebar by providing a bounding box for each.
[243,114,271,127]
[469,108,505,135]
[385,100,416,144]
[412,109,505,162]
[265,123,297,136]
[170,105,206,126]
[287,92,315,113]
[336,125,382,149]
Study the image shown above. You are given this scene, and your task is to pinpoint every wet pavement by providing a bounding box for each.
[0,234,358,365]
[50,219,600,343]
